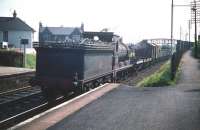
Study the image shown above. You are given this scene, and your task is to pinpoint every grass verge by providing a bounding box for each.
[26,54,36,69]
[137,60,180,87]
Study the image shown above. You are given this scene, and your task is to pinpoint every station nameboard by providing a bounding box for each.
[21,39,29,45]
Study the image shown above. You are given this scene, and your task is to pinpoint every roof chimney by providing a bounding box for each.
[13,10,17,18]
[81,22,84,32]
[39,22,42,28]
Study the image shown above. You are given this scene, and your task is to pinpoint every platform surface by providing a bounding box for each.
[47,50,200,130]
[0,66,34,76]
[47,85,200,130]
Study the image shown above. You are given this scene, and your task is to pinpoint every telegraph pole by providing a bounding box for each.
[192,0,198,57]
[171,1,198,55]
[194,0,198,58]
[171,0,174,54]
[189,20,191,42]
[180,26,182,40]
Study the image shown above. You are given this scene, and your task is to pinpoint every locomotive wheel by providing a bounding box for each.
[93,81,100,88]
[85,84,90,92]
[83,84,91,92]
[74,87,82,95]
[88,83,93,90]
[125,71,129,79]
[107,76,112,83]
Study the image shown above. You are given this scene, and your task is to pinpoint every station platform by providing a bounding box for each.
[0,66,35,93]
[0,66,34,78]
[11,51,200,130]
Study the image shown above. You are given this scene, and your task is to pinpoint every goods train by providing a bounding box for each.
[31,33,191,101]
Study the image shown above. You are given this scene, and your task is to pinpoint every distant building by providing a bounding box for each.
[39,23,84,42]
[0,10,35,48]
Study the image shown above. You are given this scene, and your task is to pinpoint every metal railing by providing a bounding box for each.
[33,39,113,49]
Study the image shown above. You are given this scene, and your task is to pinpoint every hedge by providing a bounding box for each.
[0,49,23,67]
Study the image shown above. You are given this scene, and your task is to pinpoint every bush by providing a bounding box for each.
[26,54,36,69]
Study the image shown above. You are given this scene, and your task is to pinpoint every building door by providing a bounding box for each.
[3,31,8,42]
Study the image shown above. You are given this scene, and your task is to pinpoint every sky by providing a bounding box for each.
[0,0,193,43]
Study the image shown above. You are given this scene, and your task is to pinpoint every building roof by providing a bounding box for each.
[40,27,80,35]
[135,40,157,49]
[0,17,35,32]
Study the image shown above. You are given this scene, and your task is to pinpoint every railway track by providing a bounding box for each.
[0,86,43,129]
[0,86,77,129]
[0,59,169,129]
[0,86,41,105]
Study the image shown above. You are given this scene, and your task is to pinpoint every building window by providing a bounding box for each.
[72,35,80,41]
[3,31,8,42]
[44,34,49,41]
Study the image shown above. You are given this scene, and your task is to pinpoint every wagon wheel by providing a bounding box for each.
[93,81,100,88]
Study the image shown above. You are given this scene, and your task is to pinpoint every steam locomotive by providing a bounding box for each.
[32,32,180,101]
